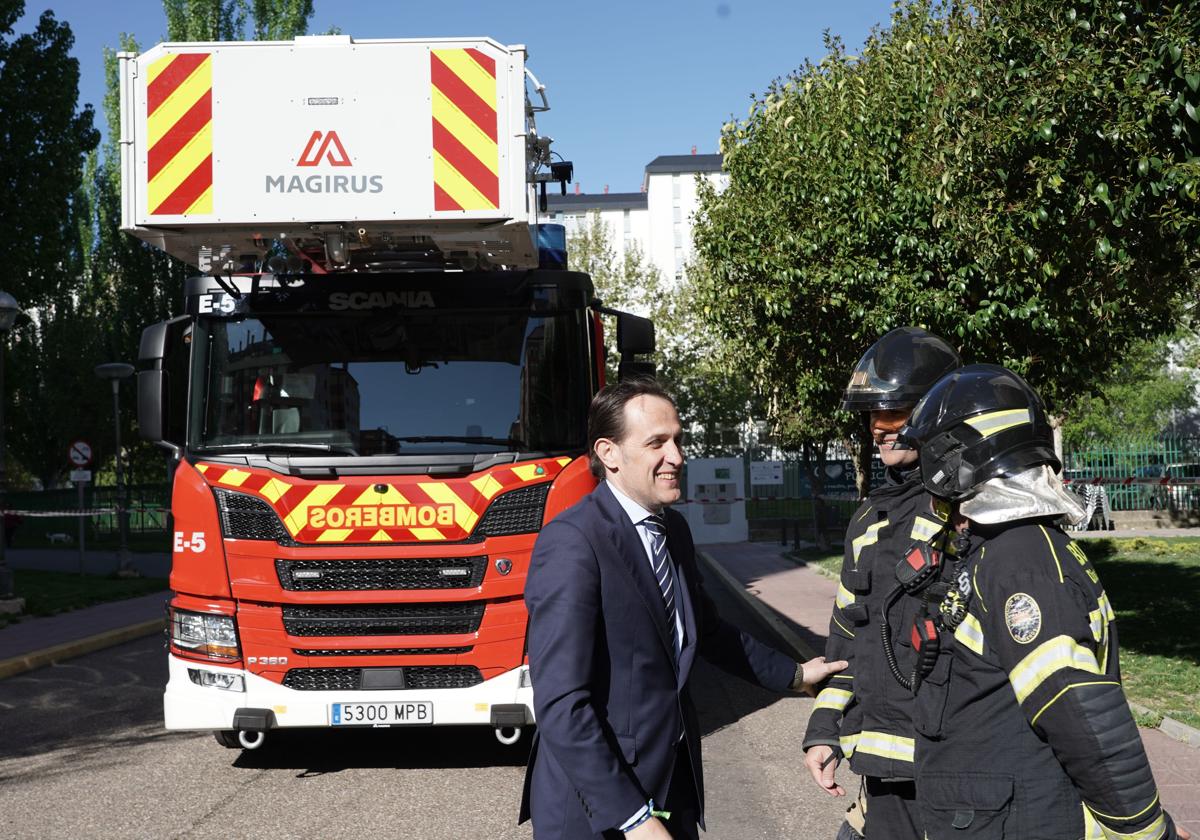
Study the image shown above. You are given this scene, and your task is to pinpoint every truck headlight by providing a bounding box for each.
[187,668,245,692]
[171,607,240,661]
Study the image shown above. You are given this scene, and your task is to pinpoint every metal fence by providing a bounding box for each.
[6,483,171,542]
[1062,436,1200,512]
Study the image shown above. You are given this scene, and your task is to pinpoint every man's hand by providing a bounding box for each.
[803,745,846,797]
[792,656,849,697]
[625,816,672,839]
[1176,824,1191,840]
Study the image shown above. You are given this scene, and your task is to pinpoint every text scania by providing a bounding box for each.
[265,174,383,194]
[328,291,435,310]
[308,505,454,529]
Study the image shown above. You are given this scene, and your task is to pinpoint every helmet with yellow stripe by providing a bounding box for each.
[896,364,1059,500]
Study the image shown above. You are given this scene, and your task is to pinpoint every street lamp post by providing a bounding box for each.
[0,291,22,610]
[94,362,136,576]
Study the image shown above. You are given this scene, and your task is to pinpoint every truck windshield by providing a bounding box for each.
[189,301,591,456]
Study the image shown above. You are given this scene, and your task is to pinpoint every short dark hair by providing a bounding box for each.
[587,377,676,480]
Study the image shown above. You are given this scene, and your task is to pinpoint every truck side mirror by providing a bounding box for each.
[137,316,190,453]
[616,313,654,356]
[616,313,655,380]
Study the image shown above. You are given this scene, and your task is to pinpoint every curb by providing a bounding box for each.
[1128,700,1200,751]
[697,549,818,662]
[0,618,166,681]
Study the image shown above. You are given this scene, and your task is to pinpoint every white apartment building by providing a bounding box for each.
[538,153,728,284]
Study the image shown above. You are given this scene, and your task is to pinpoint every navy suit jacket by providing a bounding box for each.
[518,482,796,838]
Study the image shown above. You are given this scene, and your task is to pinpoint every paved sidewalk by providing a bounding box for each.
[0,591,169,680]
[700,541,1200,836]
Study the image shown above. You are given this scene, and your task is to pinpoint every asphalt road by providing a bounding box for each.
[0,580,848,840]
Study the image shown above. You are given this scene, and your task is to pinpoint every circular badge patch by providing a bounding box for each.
[1004,592,1042,644]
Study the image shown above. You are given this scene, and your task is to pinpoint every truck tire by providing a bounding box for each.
[213,730,241,749]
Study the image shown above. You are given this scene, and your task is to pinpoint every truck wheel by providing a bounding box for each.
[213,730,241,749]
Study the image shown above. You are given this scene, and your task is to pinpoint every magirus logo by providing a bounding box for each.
[265,130,383,194]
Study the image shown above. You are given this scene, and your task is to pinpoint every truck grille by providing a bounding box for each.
[276,556,487,591]
[472,482,551,538]
[282,666,483,691]
[214,489,295,544]
[281,603,484,637]
[293,646,472,656]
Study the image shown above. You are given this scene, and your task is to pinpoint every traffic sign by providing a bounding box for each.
[68,439,93,467]
[70,469,92,483]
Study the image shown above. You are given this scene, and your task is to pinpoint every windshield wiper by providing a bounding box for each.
[393,436,522,448]
[194,442,360,456]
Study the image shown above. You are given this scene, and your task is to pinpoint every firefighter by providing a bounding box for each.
[894,364,1188,840]
[802,327,961,840]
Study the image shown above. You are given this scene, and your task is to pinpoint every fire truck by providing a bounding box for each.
[122,35,652,749]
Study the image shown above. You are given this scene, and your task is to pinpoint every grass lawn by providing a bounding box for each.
[1082,537,1200,730]
[1,569,168,629]
[788,536,1200,730]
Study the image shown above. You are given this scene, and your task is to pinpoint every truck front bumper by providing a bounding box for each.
[163,654,534,730]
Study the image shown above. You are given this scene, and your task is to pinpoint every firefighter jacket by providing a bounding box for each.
[802,469,951,781]
[913,518,1179,840]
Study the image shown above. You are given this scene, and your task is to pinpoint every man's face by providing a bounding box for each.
[595,394,685,511]
[871,408,919,468]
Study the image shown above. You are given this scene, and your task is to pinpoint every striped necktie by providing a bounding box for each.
[642,513,680,655]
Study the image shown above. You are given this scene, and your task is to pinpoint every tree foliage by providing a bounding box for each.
[567,212,760,455]
[1063,328,1199,444]
[0,0,316,488]
[0,2,101,488]
[693,0,1200,458]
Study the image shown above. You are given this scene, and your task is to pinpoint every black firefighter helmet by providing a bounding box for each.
[841,327,962,412]
[896,364,1060,501]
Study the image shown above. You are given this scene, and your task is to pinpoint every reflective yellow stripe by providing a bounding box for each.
[832,614,855,638]
[1038,524,1064,583]
[1030,680,1120,727]
[852,520,888,566]
[1009,634,1101,704]
[854,730,915,763]
[260,478,291,504]
[217,468,251,487]
[954,612,985,656]
[932,499,951,521]
[910,516,943,542]
[470,473,504,500]
[856,505,874,522]
[814,687,853,713]
[839,732,860,758]
[963,408,1031,437]
[1083,805,1167,840]
[1098,591,1115,620]
[835,583,855,609]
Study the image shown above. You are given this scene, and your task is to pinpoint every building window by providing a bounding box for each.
[673,229,684,248]
[672,206,682,223]
[672,173,681,201]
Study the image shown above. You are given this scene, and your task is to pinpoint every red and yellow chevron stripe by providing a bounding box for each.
[146,51,213,216]
[196,456,575,544]
[431,48,499,211]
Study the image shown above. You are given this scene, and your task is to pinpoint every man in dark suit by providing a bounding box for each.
[519,377,846,839]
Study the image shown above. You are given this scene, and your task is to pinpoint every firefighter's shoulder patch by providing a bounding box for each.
[1004,592,1042,644]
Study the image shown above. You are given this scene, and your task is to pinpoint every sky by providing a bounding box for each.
[15,0,893,194]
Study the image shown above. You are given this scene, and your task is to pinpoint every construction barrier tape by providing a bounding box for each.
[0,509,118,517]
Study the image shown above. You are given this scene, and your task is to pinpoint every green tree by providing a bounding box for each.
[567,212,759,455]
[694,0,1200,494]
[0,2,101,488]
[1063,329,1199,445]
